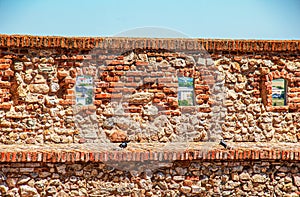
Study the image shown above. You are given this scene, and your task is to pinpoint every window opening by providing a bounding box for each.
[75,75,94,106]
[178,77,195,106]
[272,78,287,106]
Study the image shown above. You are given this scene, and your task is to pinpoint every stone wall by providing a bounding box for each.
[215,55,300,142]
[0,143,299,196]
[0,160,300,196]
[0,35,300,196]
[0,35,299,144]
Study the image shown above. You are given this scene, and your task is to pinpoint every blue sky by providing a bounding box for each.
[0,0,299,39]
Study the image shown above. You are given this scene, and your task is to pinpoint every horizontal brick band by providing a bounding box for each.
[0,143,299,163]
[0,34,299,53]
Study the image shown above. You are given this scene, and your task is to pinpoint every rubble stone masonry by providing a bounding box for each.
[0,35,299,196]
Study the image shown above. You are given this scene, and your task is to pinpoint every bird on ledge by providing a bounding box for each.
[119,141,130,149]
[219,139,234,150]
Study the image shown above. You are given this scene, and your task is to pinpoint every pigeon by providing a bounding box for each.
[219,139,227,149]
[119,141,129,149]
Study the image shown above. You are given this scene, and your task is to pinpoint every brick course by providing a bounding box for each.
[0,143,299,163]
[0,35,299,52]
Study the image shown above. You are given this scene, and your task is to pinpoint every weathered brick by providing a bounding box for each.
[95,93,111,99]
[20,168,34,172]
[105,60,124,65]
[95,82,110,87]
[126,71,146,77]
[0,81,11,88]
[4,70,14,76]
[135,61,149,66]
[105,76,119,82]
[144,78,157,83]
[0,64,10,70]
[151,72,165,77]
[287,87,300,93]
[0,59,12,64]
[0,102,11,110]
[158,77,174,83]
[57,70,69,77]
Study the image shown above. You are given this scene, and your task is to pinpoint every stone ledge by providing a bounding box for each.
[0,34,299,53]
[0,142,299,163]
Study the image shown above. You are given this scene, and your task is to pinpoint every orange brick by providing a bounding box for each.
[64,77,75,84]
[290,98,300,103]
[290,88,300,92]
[107,66,114,70]
[135,61,149,66]
[6,152,11,162]
[123,66,130,70]
[111,93,122,99]
[67,89,75,95]
[57,70,69,77]
[96,82,109,88]
[197,94,209,100]
[94,100,102,106]
[153,98,160,103]
[0,102,11,110]
[115,65,124,70]
[106,60,124,65]
[0,59,12,64]
[109,82,123,87]
[95,93,111,99]
[0,64,10,70]
[4,70,14,76]
[87,152,93,162]
[63,95,76,100]
[105,76,119,82]
[194,84,209,90]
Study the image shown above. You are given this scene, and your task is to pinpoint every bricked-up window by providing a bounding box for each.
[178,77,195,106]
[75,75,93,106]
[272,78,287,106]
